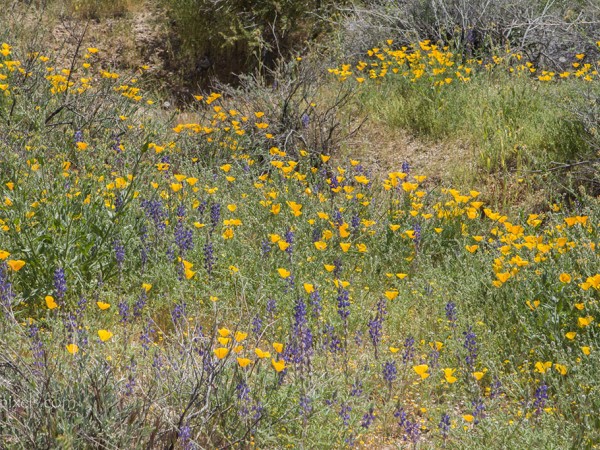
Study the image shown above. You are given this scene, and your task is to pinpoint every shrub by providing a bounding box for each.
[2,19,600,450]
[337,0,600,65]
[159,0,349,90]
[329,39,596,190]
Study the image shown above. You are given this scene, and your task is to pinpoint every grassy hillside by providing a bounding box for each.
[0,2,600,449]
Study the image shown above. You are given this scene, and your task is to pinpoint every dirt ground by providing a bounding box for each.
[343,120,474,183]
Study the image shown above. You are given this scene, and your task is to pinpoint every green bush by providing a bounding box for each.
[355,58,593,178]
[2,37,600,449]
[160,0,349,88]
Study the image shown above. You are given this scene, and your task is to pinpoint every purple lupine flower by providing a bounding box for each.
[351,214,360,232]
[63,311,78,336]
[354,330,363,346]
[471,398,486,424]
[197,200,207,217]
[266,298,277,317]
[251,402,264,421]
[318,166,328,179]
[534,384,548,415]
[463,327,478,368]
[382,360,397,385]
[166,246,176,264]
[286,297,313,375]
[336,287,350,321]
[301,113,310,128]
[54,267,67,301]
[439,413,450,440]
[413,223,422,246]
[141,199,168,232]
[133,290,146,318]
[403,420,420,443]
[284,229,294,256]
[394,405,407,420]
[113,239,125,271]
[329,336,342,353]
[261,239,271,257]
[113,133,122,153]
[210,203,221,233]
[344,435,356,448]
[368,298,387,357]
[152,353,164,371]
[236,381,251,419]
[191,324,204,356]
[299,396,312,418]
[351,380,363,397]
[171,302,186,325]
[140,319,154,351]
[203,241,215,276]
[491,376,503,399]
[285,274,295,292]
[75,296,88,322]
[339,403,352,426]
[310,288,322,319]
[124,359,136,396]
[329,176,339,191]
[73,130,83,144]
[368,316,382,351]
[236,380,250,400]
[311,226,322,243]
[428,347,440,370]
[361,408,375,429]
[174,219,194,256]
[445,301,457,327]
[333,259,342,278]
[402,161,410,175]
[394,406,407,424]
[323,324,343,353]
[118,300,130,323]
[252,315,262,335]
[124,376,136,396]
[179,424,191,442]
[333,210,343,227]
[292,296,310,333]
[395,407,420,442]
[179,423,192,450]
[402,336,415,364]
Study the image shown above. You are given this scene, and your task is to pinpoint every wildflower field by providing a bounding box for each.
[1,18,600,450]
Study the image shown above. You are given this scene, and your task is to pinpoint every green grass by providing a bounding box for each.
[1,28,600,450]
[357,70,593,177]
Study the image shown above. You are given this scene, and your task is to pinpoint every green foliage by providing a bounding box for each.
[0,45,159,307]
[357,64,593,177]
[1,18,600,450]
[160,0,348,86]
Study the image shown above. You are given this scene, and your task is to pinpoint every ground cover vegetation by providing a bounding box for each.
[0,0,600,448]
